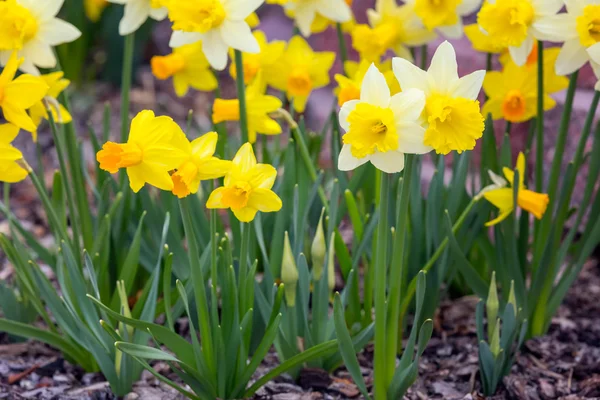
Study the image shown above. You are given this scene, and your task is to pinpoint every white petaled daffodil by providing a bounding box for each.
[0,0,81,75]
[108,0,168,36]
[404,0,482,39]
[286,0,352,38]
[338,64,430,174]
[392,41,486,155]
[167,0,264,71]
[477,0,563,66]
[586,43,600,90]
[534,0,600,75]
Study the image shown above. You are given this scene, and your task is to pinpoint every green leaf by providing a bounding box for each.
[115,342,179,361]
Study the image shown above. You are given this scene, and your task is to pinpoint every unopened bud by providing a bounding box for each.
[311,208,326,280]
[281,232,299,307]
[486,272,499,340]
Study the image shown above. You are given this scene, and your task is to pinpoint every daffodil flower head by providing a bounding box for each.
[207,143,282,222]
[284,0,352,37]
[96,110,189,193]
[477,0,562,66]
[171,132,232,198]
[335,59,401,106]
[212,75,282,144]
[338,64,430,174]
[84,0,109,22]
[167,0,264,71]
[465,23,507,54]
[0,0,81,75]
[0,52,49,134]
[228,31,285,86]
[407,0,481,38]
[392,41,486,155]
[151,42,218,97]
[109,0,168,36]
[0,123,28,183]
[268,36,335,113]
[483,152,549,226]
[28,72,72,142]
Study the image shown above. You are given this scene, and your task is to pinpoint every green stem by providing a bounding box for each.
[291,126,329,212]
[3,183,9,212]
[234,50,249,144]
[238,221,251,314]
[210,180,218,287]
[120,33,135,143]
[420,45,428,69]
[385,155,414,383]
[486,53,493,72]
[398,198,478,322]
[374,172,391,400]
[336,23,349,74]
[535,41,544,192]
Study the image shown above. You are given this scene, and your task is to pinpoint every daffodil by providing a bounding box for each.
[586,43,600,90]
[0,124,28,183]
[465,23,507,54]
[96,110,188,193]
[477,0,562,66]
[151,42,218,97]
[268,36,335,113]
[108,0,167,36]
[282,0,352,37]
[246,12,260,28]
[0,0,81,75]
[212,76,282,143]
[207,143,282,222]
[308,3,356,35]
[334,59,400,106]
[171,132,232,198]
[393,41,486,155]
[228,31,285,86]
[483,152,549,226]
[406,0,481,39]
[362,0,436,62]
[85,0,109,22]
[28,72,72,142]
[167,0,263,71]
[533,0,600,75]
[0,53,49,133]
[338,64,430,173]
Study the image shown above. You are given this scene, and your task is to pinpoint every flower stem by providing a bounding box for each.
[238,221,251,314]
[234,50,250,144]
[420,45,428,69]
[374,171,391,400]
[535,41,544,193]
[120,33,135,143]
[336,23,349,74]
[486,53,493,72]
[291,126,329,211]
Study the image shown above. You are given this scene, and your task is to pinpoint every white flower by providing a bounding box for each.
[0,0,81,75]
[392,41,486,155]
[338,64,429,174]
[286,0,352,37]
[168,0,264,71]
[586,43,600,90]
[535,0,600,75]
[108,0,168,36]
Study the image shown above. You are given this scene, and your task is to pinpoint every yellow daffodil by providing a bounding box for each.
[171,132,232,198]
[477,0,562,66]
[85,0,109,22]
[96,110,188,193]
[167,0,263,71]
[0,0,81,75]
[338,64,430,173]
[334,59,400,106]
[108,0,167,35]
[28,72,72,142]
[0,53,49,133]
[246,12,260,28]
[282,0,352,37]
[268,36,335,113]
[465,23,507,54]
[212,76,282,143]
[362,0,436,62]
[393,41,486,155]
[0,124,28,183]
[207,143,282,222]
[151,42,218,97]
[406,0,481,38]
[228,31,285,86]
[483,152,549,226]
[533,0,600,75]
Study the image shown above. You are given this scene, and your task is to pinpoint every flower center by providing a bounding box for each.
[221,182,253,210]
[478,0,534,47]
[337,84,361,106]
[171,161,198,198]
[577,5,600,47]
[97,142,143,173]
[517,189,549,219]
[287,68,313,98]
[342,103,398,159]
[502,89,527,121]
[212,99,241,123]
[414,0,460,30]
[232,55,261,84]
[424,94,484,155]
[150,0,164,9]
[151,53,186,80]
[0,2,38,50]
[168,0,226,33]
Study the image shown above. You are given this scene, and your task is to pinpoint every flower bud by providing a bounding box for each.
[281,231,299,307]
[327,232,336,292]
[486,272,499,340]
[311,208,326,280]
